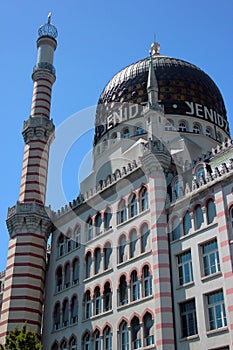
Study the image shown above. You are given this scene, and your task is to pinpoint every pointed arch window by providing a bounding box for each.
[86,217,93,241]
[93,330,101,350]
[118,235,127,263]
[74,226,81,249]
[131,316,141,349]
[129,193,138,218]
[62,299,69,327]
[51,342,59,350]
[70,295,78,324]
[130,270,140,301]
[66,231,72,252]
[56,266,63,292]
[143,313,155,346]
[64,263,70,289]
[119,321,129,350]
[83,333,91,350]
[141,223,150,253]
[129,229,138,258]
[142,265,152,297]
[118,199,127,224]
[183,211,192,235]
[72,258,79,285]
[95,212,102,236]
[94,286,102,315]
[94,248,101,275]
[84,291,92,319]
[103,282,112,312]
[103,326,112,350]
[119,275,128,306]
[61,340,67,350]
[194,205,204,230]
[103,242,112,270]
[207,199,216,224]
[69,337,77,350]
[85,252,92,279]
[104,208,112,230]
[53,302,60,330]
[58,234,65,257]
[139,187,148,212]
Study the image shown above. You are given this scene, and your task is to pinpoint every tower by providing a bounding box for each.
[0,14,57,343]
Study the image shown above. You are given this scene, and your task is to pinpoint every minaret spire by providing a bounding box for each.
[0,15,58,344]
[147,52,159,107]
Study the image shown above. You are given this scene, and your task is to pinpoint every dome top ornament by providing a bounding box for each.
[150,42,160,56]
[38,13,58,39]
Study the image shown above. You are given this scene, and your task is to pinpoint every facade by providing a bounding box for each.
[1,16,233,350]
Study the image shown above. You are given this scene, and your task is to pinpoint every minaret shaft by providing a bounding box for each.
[0,15,57,344]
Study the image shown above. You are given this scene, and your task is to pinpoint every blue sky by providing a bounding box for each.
[0,0,232,271]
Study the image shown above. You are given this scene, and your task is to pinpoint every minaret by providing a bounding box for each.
[0,14,57,343]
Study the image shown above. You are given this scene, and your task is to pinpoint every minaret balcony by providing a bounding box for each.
[33,62,56,75]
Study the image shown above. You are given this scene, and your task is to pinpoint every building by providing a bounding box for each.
[1,15,233,350]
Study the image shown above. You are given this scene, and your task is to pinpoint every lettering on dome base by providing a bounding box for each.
[185,101,229,133]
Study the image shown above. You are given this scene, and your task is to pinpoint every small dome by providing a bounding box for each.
[94,55,228,145]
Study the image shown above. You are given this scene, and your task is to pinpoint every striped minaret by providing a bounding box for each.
[0,14,57,344]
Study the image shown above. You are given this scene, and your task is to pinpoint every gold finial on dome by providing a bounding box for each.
[150,42,160,56]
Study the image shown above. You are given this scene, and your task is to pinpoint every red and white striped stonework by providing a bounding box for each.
[142,152,175,349]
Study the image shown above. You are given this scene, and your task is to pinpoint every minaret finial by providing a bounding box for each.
[48,12,52,24]
[38,12,58,39]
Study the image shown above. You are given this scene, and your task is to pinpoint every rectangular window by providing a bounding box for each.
[177,250,193,286]
[202,239,220,276]
[180,299,198,337]
[207,290,227,330]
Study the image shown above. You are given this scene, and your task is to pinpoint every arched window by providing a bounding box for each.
[206,127,212,137]
[86,217,93,241]
[85,252,92,279]
[56,266,63,292]
[70,295,78,324]
[119,321,129,350]
[103,242,112,270]
[93,330,101,350]
[196,164,205,183]
[207,199,216,224]
[104,208,112,230]
[118,199,127,224]
[94,248,101,275]
[172,216,181,240]
[53,302,60,330]
[72,258,79,285]
[183,211,192,235]
[194,205,204,230]
[143,313,154,346]
[69,337,77,350]
[122,127,130,139]
[230,206,233,228]
[216,131,222,142]
[84,291,92,319]
[165,121,174,131]
[82,333,91,350]
[74,226,81,249]
[93,286,101,315]
[66,231,73,253]
[141,223,150,253]
[139,187,148,212]
[179,122,187,132]
[173,177,183,198]
[103,326,112,350]
[129,229,138,259]
[95,212,102,236]
[135,125,144,135]
[193,124,201,134]
[118,235,127,263]
[142,265,152,297]
[131,316,141,349]
[62,299,69,327]
[129,193,138,218]
[61,340,67,350]
[58,234,65,257]
[51,342,59,350]
[119,275,128,306]
[111,132,117,139]
[130,270,140,301]
[103,282,112,312]
[64,263,70,289]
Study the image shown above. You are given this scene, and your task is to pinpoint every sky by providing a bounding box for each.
[0,0,232,271]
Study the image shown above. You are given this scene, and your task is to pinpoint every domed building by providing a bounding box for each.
[1,18,233,350]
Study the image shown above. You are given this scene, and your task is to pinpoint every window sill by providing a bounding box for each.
[176,281,194,290]
[206,326,228,337]
[179,334,199,342]
[201,271,222,282]
[86,227,114,244]
[117,295,153,310]
[82,309,113,322]
[117,250,152,268]
[117,209,150,228]
[83,267,113,282]
[171,221,217,244]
